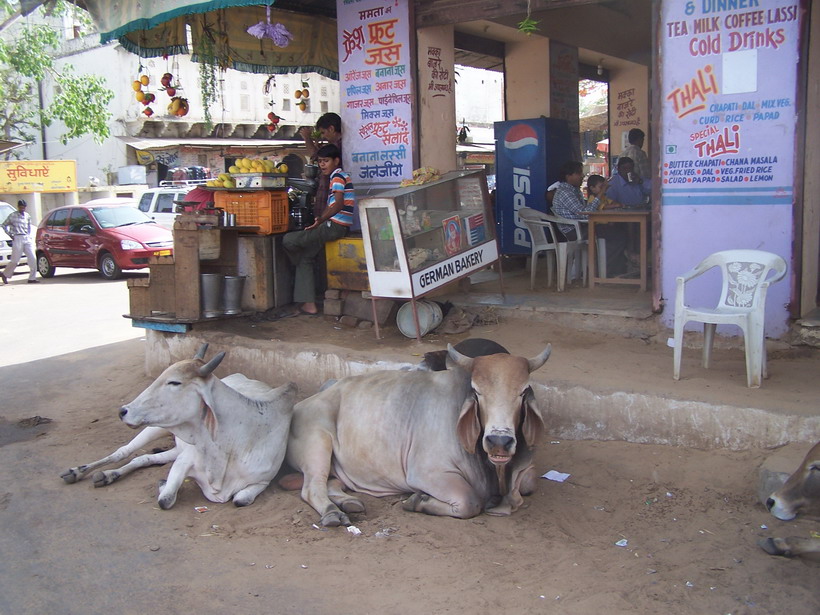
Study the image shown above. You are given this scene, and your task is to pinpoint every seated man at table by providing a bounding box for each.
[606,157,651,209]
[551,160,629,276]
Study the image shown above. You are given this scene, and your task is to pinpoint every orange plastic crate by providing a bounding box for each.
[213,190,289,235]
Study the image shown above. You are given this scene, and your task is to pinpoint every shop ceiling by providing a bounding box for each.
[275,0,653,74]
[62,0,649,75]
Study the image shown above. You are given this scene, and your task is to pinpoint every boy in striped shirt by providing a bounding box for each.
[283,144,353,316]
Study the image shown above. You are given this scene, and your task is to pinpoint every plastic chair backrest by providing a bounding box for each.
[518,207,559,251]
[696,250,787,311]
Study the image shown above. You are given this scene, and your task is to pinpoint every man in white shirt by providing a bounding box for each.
[1,200,38,284]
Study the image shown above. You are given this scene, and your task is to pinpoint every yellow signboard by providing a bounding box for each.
[0,160,77,193]
[135,150,155,165]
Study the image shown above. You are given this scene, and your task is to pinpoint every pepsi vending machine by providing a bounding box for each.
[494,118,574,255]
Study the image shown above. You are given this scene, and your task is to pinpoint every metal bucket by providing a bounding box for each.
[396,300,444,338]
[200,273,224,318]
[223,275,246,315]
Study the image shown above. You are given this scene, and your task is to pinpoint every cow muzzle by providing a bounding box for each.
[766,496,798,521]
[119,406,142,429]
[484,434,515,465]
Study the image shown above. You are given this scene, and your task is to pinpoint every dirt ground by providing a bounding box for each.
[1,325,818,614]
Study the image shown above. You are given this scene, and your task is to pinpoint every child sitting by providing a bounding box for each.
[586,174,621,210]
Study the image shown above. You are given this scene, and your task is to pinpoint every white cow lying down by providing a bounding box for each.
[61,344,297,509]
[286,344,551,527]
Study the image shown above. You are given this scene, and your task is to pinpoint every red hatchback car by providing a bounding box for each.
[36,199,174,280]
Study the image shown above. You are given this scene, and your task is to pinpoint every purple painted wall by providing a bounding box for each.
[659,0,801,338]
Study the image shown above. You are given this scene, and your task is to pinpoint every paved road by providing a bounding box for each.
[0,266,145,367]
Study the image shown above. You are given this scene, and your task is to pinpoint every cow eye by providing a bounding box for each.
[166,380,182,386]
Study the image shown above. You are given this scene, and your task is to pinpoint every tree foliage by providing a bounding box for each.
[0,1,114,151]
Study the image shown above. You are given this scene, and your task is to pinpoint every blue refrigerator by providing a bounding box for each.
[494,117,574,255]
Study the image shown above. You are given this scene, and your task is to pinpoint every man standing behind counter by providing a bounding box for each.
[299,113,343,220]
[618,128,650,180]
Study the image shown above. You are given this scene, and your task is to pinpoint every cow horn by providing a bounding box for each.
[527,344,552,373]
[446,344,474,370]
[197,351,225,377]
[193,343,209,361]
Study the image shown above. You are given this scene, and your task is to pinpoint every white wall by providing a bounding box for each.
[18,31,339,188]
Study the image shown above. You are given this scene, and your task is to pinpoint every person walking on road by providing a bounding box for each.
[2,200,39,284]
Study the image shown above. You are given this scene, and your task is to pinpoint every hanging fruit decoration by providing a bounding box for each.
[294,79,309,111]
[263,75,283,134]
[168,96,190,117]
[266,111,281,133]
[133,72,155,117]
[160,71,183,99]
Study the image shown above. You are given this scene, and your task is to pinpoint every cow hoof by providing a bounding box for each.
[60,468,81,484]
[233,495,253,507]
[320,511,350,527]
[92,470,118,488]
[157,480,176,510]
[401,492,428,512]
[758,537,791,557]
[339,500,365,514]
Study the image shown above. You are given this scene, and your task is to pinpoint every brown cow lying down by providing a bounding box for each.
[286,344,551,527]
[61,344,297,509]
[759,440,820,560]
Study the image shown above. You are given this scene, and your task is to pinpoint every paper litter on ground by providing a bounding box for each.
[542,470,571,482]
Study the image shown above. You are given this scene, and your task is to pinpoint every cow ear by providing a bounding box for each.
[521,387,545,447]
[527,344,551,373]
[202,402,218,440]
[198,351,226,377]
[456,395,481,454]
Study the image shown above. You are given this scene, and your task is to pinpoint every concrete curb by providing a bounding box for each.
[144,329,818,452]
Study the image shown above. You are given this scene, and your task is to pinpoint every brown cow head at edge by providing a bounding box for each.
[450,344,551,462]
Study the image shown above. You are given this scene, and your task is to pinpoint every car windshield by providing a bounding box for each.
[0,203,15,221]
[90,206,154,228]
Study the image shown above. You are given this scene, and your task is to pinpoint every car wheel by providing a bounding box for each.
[37,252,56,278]
[99,252,122,280]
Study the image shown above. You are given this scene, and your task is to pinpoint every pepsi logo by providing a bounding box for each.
[503,124,539,166]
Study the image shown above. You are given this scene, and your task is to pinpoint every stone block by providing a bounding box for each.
[323,298,343,316]
[342,292,396,325]
[325,289,341,300]
[339,315,359,328]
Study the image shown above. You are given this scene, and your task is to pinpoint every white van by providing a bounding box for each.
[137,186,191,230]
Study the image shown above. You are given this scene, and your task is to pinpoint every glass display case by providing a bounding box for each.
[359,170,499,299]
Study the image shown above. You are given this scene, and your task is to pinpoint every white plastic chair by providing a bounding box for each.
[543,213,588,286]
[672,250,787,388]
[518,207,564,291]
